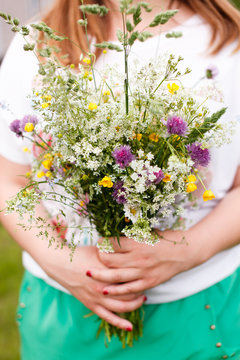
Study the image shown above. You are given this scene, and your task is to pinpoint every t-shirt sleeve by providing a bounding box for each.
[0,33,38,164]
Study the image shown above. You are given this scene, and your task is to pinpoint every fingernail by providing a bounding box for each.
[126,327,133,332]
[143,295,147,302]
[86,271,92,277]
[103,290,108,295]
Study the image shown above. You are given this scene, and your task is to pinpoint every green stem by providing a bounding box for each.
[152,74,168,95]
[80,0,97,91]
[122,12,129,115]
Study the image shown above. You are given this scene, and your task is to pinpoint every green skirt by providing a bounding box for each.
[17,268,240,360]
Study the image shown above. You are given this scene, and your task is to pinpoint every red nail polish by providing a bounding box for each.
[86,271,92,277]
[143,295,147,302]
[126,327,133,332]
[103,290,108,295]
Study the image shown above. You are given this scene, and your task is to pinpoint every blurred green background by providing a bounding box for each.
[0,1,240,359]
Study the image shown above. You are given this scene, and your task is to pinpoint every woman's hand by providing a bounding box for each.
[89,229,208,296]
[41,245,146,331]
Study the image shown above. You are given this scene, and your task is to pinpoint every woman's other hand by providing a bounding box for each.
[89,229,207,296]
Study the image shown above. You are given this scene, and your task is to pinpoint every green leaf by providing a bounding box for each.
[139,2,152,12]
[126,19,133,32]
[21,26,30,36]
[137,31,153,42]
[95,42,123,52]
[187,108,227,144]
[50,34,66,41]
[13,18,20,26]
[11,26,21,32]
[149,10,178,27]
[77,19,88,26]
[0,12,8,20]
[126,6,137,15]
[165,31,182,38]
[128,31,139,45]
[116,29,124,42]
[120,0,133,13]
[23,43,35,51]
[80,4,109,16]
[133,5,142,26]
[30,23,44,31]
[38,47,52,57]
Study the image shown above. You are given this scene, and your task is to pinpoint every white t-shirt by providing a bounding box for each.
[1,14,240,303]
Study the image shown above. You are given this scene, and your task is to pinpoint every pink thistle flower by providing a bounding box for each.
[112,145,135,168]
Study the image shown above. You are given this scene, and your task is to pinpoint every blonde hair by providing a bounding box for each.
[41,0,240,65]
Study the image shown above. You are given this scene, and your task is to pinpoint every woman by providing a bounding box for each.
[0,0,240,359]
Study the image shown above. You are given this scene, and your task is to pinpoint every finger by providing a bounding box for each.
[103,280,146,296]
[98,252,125,268]
[93,304,133,331]
[87,268,139,283]
[103,295,146,314]
[112,292,143,301]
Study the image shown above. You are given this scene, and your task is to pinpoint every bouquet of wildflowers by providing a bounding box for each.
[0,0,232,347]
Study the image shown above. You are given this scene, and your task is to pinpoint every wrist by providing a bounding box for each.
[187,225,216,267]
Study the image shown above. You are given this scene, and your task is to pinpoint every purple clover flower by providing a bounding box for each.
[9,119,22,137]
[167,116,188,136]
[21,115,38,132]
[187,142,210,167]
[206,65,219,79]
[112,145,135,168]
[153,169,164,184]
[112,181,127,204]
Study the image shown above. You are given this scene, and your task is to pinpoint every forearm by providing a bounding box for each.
[0,173,71,275]
[189,186,240,261]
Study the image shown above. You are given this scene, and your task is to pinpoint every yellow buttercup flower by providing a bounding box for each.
[103,50,107,54]
[83,57,91,65]
[25,171,32,178]
[98,176,113,188]
[167,83,180,95]
[83,71,89,79]
[203,190,215,201]
[149,133,159,142]
[103,90,110,96]
[80,200,85,207]
[23,147,30,153]
[37,171,45,178]
[88,103,98,111]
[42,102,50,109]
[186,183,197,193]
[42,159,52,170]
[44,153,53,160]
[41,94,52,101]
[45,171,52,178]
[187,175,197,183]
[133,133,142,141]
[162,173,171,182]
[24,123,35,132]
